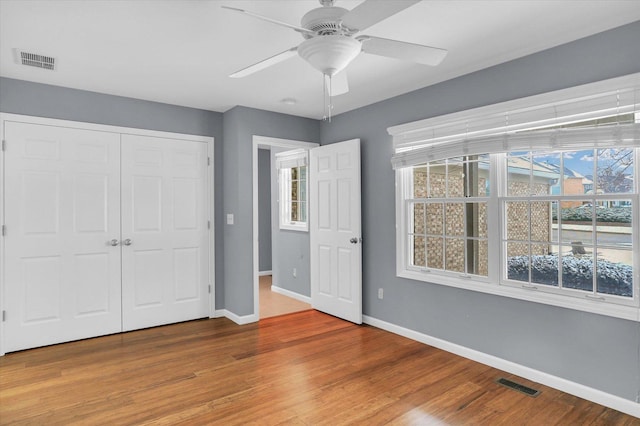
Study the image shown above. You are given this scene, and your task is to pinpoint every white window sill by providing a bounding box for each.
[397,269,640,322]
[280,223,308,232]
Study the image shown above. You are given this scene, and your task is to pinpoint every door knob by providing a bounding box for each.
[122,239,133,246]
[350,237,361,244]
[109,239,120,246]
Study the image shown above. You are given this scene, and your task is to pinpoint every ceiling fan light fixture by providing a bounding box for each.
[298,35,361,77]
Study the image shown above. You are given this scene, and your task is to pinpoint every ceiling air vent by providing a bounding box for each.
[14,49,56,70]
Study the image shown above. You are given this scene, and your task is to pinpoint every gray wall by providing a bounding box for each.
[0,77,226,309]
[270,148,311,297]
[319,21,640,402]
[258,148,272,272]
[222,106,319,316]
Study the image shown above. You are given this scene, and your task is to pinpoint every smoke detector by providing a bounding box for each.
[13,49,56,70]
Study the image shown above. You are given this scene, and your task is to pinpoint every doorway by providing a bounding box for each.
[252,136,318,320]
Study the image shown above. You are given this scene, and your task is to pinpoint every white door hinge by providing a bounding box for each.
[2,311,6,322]
[1,225,5,237]
[208,285,211,294]
[207,220,211,230]
[1,140,5,151]
[207,157,211,166]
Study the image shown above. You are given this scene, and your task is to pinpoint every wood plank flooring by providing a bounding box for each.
[259,275,311,319]
[1,310,637,425]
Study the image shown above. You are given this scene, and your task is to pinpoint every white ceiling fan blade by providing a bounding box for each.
[221,6,314,36]
[325,71,349,96]
[230,47,298,78]
[341,0,421,32]
[359,36,448,66]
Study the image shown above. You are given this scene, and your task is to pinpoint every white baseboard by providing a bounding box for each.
[271,285,311,304]
[258,270,272,276]
[363,315,640,418]
[214,309,258,325]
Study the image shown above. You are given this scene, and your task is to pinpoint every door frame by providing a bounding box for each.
[0,113,215,356]
[251,136,318,321]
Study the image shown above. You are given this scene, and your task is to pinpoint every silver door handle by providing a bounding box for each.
[109,239,120,246]
[122,239,133,246]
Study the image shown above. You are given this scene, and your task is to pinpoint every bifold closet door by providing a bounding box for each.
[3,122,122,352]
[120,134,209,331]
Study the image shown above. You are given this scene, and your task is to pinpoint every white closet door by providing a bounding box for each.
[3,122,122,352]
[121,134,209,331]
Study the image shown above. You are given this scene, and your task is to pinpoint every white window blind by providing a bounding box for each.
[388,73,640,169]
[275,149,308,169]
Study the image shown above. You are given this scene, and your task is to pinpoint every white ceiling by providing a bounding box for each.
[1,0,639,120]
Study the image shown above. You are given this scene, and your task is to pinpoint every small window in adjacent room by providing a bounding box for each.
[276,149,308,231]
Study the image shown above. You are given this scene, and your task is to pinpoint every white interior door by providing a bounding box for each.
[121,134,209,331]
[3,122,122,352]
[310,139,362,324]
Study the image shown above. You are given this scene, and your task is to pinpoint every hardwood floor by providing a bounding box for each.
[0,310,637,425]
[260,275,311,319]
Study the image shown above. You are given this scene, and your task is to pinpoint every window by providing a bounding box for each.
[408,156,489,276]
[276,149,308,231]
[390,73,640,320]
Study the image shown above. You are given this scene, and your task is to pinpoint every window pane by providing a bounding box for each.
[426,203,443,235]
[559,200,593,246]
[506,201,529,240]
[468,239,488,277]
[551,201,559,243]
[507,152,531,196]
[445,203,465,236]
[291,201,299,222]
[530,246,559,287]
[596,201,632,247]
[531,151,557,195]
[466,155,490,197]
[530,201,551,243]
[429,162,446,197]
[507,242,529,282]
[299,180,306,202]
[300,200,307,222]
[427,237,444,269]
[561,248,593,293]
[596,148,634,194]
[291,167,298,180]
[562,150,593,196]
[412,203,425,235]
[445,238,464,273]
[300,166,307,180]
[467,202,487,238]
[596,247,633,297]
[413,166,427,198]
[291,180,298,202]
[447,161,465,197]
[412,235,426,267]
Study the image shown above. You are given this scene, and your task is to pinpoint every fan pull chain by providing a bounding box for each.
[323,73,333,123]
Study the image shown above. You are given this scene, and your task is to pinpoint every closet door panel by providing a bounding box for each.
[3,122,122,352]
[121,135,209,331]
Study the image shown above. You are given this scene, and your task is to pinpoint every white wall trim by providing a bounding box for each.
[363,315,640,418]
[252,136,319,322]
[218,309,258,325]
[271,285,311,304]
[0,113,212,143]
[259,270,272,277]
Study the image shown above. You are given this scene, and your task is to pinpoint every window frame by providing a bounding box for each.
[277,150,309,232]
[392,73,640,321]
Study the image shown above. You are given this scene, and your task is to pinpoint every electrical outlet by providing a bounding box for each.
[293,268,297,278]
[226,214,234,225]
[378,288,384,299]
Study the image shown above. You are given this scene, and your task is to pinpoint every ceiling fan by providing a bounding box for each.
[223,0,448,97]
